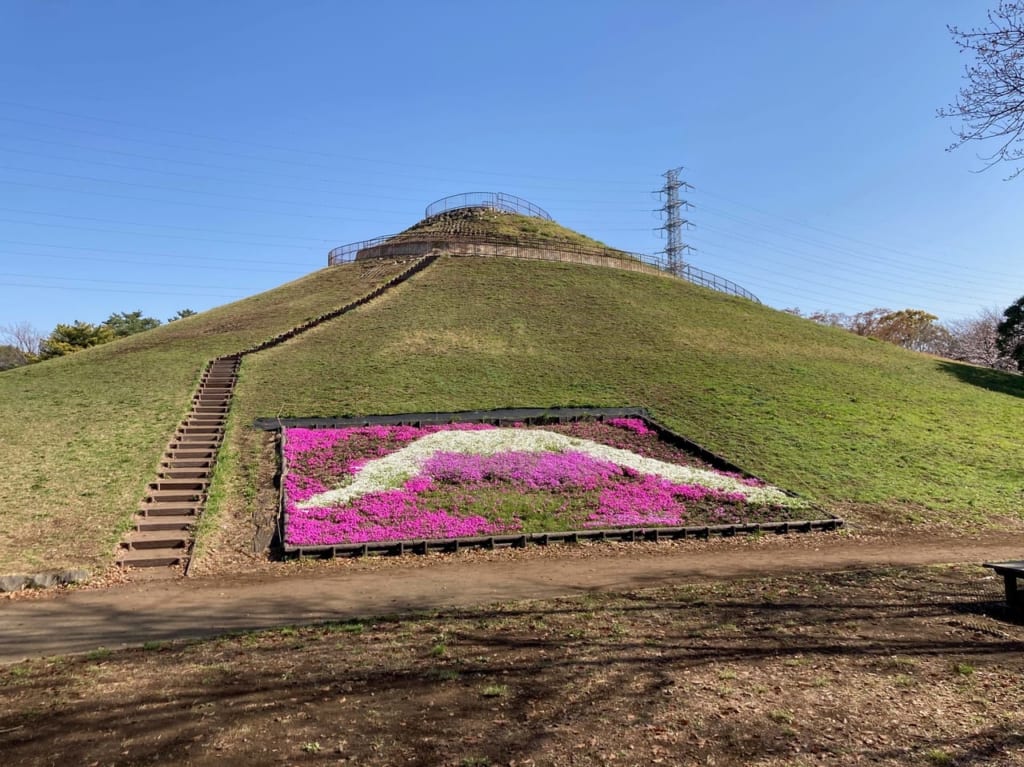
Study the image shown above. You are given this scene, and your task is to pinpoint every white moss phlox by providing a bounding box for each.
[298,428,798,509]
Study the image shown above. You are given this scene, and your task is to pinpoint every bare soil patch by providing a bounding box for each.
[2,564,1024,766]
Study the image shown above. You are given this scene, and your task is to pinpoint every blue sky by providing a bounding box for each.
[2,0,1022,334]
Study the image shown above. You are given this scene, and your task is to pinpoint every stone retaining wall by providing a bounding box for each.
[356,239,667,279]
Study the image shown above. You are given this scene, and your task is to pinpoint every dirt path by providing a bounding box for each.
[2,530,1022,664]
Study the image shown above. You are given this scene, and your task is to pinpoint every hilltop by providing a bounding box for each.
[399,207,618,252]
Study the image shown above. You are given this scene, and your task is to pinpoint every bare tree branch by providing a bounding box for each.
[944,307,1017,371]
[0,321,43,357]
[939,2,1024,179]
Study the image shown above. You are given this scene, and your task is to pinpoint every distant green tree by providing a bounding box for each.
[0,344,27,371]
[39,321,115,359]
[103,310,161,337]
[997,296,1024,371]
[167,308,197,322]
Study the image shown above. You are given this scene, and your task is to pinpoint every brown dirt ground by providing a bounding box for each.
[7,527,1024,656]
[3,562,1024,766]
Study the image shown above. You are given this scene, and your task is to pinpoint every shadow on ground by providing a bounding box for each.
[2,566,1024,766]
[937,360,1024,398]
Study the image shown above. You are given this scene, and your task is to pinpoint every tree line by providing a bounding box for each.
[785,300,1024,374]
[0,309,195,370]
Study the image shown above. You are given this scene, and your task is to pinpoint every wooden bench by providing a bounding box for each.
[983,560,1024,615]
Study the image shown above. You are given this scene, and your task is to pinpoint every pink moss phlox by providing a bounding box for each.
[285,487,511,546]
[283,474,329,504]
[284,423,495,460]
[282,428,346,464]
[606,417,653,436]
[423,450,621,491]
[709,506,744,524]
[718,470,766,487]
[282,421,772,547]
[404,475,434,493]
[587,476,748,529]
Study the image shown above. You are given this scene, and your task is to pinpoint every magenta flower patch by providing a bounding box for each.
[282,419,807,547]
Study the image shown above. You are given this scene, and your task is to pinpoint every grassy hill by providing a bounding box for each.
[0,260,410,573]
[230,257,1024,527]
[2,252,1023,574]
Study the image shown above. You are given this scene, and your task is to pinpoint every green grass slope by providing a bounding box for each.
[233,256,1024,528]
[400,208,620,252]
[4,253,1023,575]
[0,261,410,573]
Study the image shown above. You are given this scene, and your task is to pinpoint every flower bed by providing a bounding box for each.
[282,418,814,547]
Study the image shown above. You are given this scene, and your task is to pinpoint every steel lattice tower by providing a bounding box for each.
[656,167,694,276]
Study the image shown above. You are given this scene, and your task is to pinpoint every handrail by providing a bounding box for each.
[328,232,760,303]
[425,192,553,220]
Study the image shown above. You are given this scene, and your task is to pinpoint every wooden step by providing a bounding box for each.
[174,423,222,436]
[164,450,216,461]
[161,459,213,469]
[117,548,188,568]
[144,489,205,504]
[166,446,217,456]
[139,502,200,517]
[172,435,221,446]
[120,531,190,550]
[169,443,220,453]
[158,468,210,479]
[149,479,208,492]
[136,514,196,532]
[177,425,223,435]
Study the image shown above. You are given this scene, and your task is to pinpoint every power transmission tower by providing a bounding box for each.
[655,167,695,276]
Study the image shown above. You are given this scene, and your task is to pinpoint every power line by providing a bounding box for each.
[0,217,329,251]
[1,249,307,275]
[0,271,238,291]
[693,224,1007,294]
[691,238,1007,310]
[0,238,317,266]
[0,179,394,223]
[0,104,653,188]
[698,188,1020,278]
[0,144,428,205]
[0,163,415,214]
[692,230,1001,306]
[0,205,333,242]
[0,281,245,299]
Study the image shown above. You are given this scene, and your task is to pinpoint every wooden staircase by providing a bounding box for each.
[115,254,440,571]
[117,356,238,568]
